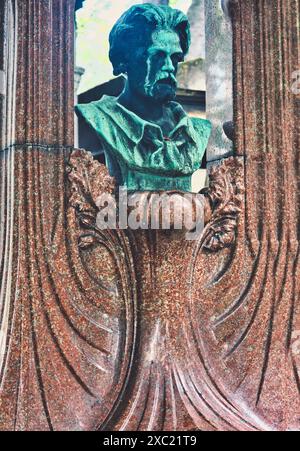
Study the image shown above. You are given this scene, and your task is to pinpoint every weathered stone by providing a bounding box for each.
[186,0,205,60]
[177,57,205,91]
[205,0,233,162]
[0,0,299,432]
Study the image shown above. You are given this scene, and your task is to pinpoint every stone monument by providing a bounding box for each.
[0,0,299,432]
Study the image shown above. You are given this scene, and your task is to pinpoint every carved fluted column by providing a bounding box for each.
[0,0,135,431]
[195,0,300,430]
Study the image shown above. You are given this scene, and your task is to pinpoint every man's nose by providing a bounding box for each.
[162,55,175,73]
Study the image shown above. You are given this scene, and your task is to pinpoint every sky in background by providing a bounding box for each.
[76,0,193,94]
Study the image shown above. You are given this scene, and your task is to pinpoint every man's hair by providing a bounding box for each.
[109,3,191,76]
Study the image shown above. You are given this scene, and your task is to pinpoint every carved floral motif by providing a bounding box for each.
[201,156,244,252]
[65,149,256,432]
[67,150,244,254]
[67,149,116,249]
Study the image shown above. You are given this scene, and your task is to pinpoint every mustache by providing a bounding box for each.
[156,74,177,87]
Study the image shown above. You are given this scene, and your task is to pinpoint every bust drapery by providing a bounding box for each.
[76,95,211,191]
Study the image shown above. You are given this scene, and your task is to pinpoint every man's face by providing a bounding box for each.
[127,28,184,103]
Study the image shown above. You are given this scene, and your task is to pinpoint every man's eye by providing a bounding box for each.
[172,54,184,64]
[157,50,166,59]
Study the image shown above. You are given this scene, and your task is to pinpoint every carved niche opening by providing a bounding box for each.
[74,0,209,192]
[70,1,242,251]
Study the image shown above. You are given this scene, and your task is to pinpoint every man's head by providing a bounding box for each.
[109,3,191,103]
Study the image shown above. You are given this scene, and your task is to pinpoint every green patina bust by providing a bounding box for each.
[76,3,211,192]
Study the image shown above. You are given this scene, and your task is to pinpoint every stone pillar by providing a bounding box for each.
[0,0,87,431]
[74,1,85,147]
[0,0,139,431]
[74,66,85,147]
[205,0,233,162]
[0,0,17,392]
[211,0,300,430]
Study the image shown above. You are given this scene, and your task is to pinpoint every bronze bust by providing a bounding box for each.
[76,3,211,192]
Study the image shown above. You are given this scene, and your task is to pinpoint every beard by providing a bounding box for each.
[148,77,177,102]
[152,84,176,102]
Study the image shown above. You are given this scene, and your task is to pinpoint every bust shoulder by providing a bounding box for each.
[75,96,212,191]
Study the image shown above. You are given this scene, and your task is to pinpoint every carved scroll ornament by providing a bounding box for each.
[67,149,243,255]
[65,149,256,431]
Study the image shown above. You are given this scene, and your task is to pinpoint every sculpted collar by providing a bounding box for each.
[76,95,211,191]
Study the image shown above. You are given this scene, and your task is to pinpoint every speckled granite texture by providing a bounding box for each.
[0,0,299,431]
